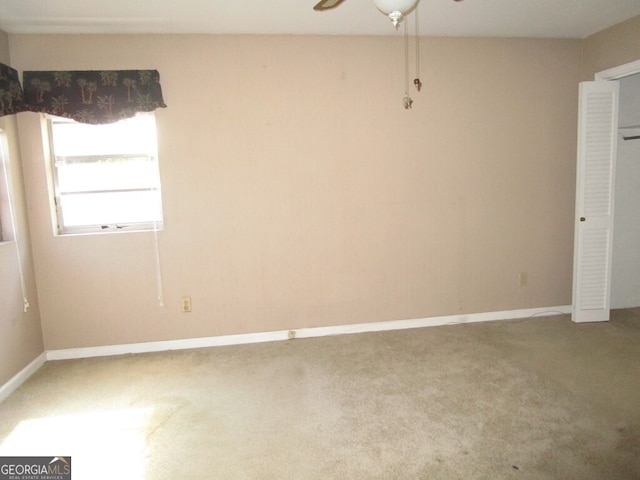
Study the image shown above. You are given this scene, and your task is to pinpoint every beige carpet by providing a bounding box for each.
[1,309,639,479]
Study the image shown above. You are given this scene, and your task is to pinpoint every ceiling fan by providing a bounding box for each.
[313,0,464,108]
[314,0,463,9]
[314,0,463,26]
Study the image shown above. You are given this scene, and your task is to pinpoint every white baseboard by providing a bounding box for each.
[46,330,286,361]
[0,352,47,403]
[2,306,572,397]
[46,305,571,361]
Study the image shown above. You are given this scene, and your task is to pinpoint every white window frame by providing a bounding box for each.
[46,113,164,235]
[0,128,13,244]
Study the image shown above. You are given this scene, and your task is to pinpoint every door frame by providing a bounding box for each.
[594,59,640,81]
[571,58,640,322]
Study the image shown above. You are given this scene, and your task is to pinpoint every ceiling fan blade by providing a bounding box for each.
[313,0,346,11]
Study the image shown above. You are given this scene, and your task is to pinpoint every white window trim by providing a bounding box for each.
[0,127,14,245]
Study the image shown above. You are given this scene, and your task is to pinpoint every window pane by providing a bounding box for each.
[51,115,157,156]
[60,191,163,227]
[56,156,159,193]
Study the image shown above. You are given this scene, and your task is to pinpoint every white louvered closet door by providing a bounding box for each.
[572,81,619,323]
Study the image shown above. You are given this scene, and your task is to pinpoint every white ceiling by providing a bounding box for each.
[0,0,639,39]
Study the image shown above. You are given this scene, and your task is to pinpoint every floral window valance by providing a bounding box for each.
[0,63,26,118]
[23,70,167,124]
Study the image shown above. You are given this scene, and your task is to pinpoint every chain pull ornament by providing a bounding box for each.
[403,20,412,108]
[403,93,413,109]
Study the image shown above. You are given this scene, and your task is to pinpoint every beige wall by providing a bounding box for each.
[0,31,44,384]
[581,15,640,80]
[9,34,581,350]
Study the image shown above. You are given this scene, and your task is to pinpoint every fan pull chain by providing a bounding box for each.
[403,20,413,109]
[414,4,422,91]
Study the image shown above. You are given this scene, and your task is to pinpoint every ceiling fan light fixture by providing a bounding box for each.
[373,0,419,26]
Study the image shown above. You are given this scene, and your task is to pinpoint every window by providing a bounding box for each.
[0,129,13,243]
[47,113,163,235]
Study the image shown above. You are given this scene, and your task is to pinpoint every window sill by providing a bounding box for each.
[55,223,164,237]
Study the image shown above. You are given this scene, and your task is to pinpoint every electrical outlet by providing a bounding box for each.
[518,272,528,287]
[181,296,192,313]
[288,330,296,340]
